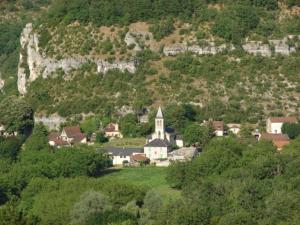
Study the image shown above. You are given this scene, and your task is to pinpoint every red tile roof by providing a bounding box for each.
[105,123,118,132]
[269,117,297,123]
[131,154,149,162]
[260,133,290,150]
[48,132,69,146]
[63,126,85,143]
[212,121,224,131]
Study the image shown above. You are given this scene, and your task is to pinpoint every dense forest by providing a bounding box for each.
[1,127,300,224]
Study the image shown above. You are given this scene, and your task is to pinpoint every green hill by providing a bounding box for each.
[1,0,300,123]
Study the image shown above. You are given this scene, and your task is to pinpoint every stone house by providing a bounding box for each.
[48,126,86,147]
[104,123,123,138]
[105,147,144,165]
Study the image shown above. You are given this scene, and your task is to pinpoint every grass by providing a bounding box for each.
[102,137,146,148]
[101,167,181,200]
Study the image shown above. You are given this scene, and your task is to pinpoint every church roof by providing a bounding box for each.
[105,147,143,156]
[156,107,164,118]
[145,138,171,147]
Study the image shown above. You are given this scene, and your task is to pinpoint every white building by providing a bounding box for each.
[104,123,123,138]
[227,123,241,135]
[144,138,172,160]
[105,147,144,165]
[266,117,298,134]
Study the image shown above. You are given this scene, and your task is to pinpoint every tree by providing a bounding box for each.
[183,124,211,147]
[24,123,49,151]
[0,136,24,160]
[213,5,259,43]
[70,191,112,225]
[166,161,187,189]
[80,116,100,137]
[282,122,300,139]
[96,133,109,143]
[0,96,34,135]
[119,114,140,137]
[142,190,163,220]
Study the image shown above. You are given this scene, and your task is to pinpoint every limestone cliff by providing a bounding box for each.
[17,24,137,94]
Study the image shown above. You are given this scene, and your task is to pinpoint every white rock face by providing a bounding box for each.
[163,42,235,56]
[163,37,298,57]
[242,41,271,57]
[17,23,137,94]
[0,72,4,91]
[124,32,141,51]
[96,60,136,74]
[34,114,67,131]
[242,36,299,56]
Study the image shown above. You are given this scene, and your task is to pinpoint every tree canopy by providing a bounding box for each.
[0,96,34,135]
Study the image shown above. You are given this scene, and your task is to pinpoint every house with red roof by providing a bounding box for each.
[104,123,123,138]
[266,117,298,134]
[259,133,290,150]
[48,126,87,147]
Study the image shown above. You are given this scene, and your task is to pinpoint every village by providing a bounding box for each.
[42,106,299,167]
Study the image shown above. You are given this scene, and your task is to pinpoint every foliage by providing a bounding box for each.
[0,22,23,56]
[163,103,198,133]
[166,161,187,189]
[0,136,25,160]
[1,146,112,202]
[0,96,34,135]
[70,190,112,225]
[213,5,260,43]
[149,17,174,40]
[162,137,300,224]
[80,116,100,137]
[24,123,49,151]
[119,114,151,138]
[282,122,300,139]
[183,123,212,147]
[96,133,109,143]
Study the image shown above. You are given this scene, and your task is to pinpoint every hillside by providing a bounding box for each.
[1,0,300,123]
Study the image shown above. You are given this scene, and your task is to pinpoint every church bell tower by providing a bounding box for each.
[155,107,165,140]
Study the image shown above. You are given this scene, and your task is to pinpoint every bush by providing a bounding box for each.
[213,5,260,43]
[282,122,300,139]
[149,17,174,40]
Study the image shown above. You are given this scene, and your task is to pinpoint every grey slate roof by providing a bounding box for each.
[145,138,171,147]
[105,147,143,156]
[165,127,175,134]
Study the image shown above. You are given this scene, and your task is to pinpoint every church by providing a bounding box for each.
[144,107,183,161]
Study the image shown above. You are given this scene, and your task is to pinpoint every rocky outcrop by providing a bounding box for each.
[34,114,66,131]
[242,41,271,57]
[242,36,299,56]
[0,73,4,91]
[96,60,136,74]
[163,42,235,56]
[17,24,137,94]
[124,32,141,51]
[164,37,299,57]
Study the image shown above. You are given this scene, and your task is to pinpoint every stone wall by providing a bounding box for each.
[34,114,66,131]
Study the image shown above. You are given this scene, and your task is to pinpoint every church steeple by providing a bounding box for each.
[155,107,165,140]
[156,106,163,118]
